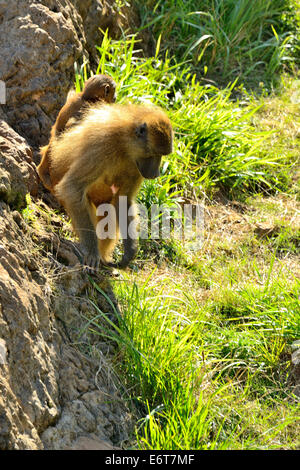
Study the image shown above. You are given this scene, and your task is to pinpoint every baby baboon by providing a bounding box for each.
[37,74,116,190]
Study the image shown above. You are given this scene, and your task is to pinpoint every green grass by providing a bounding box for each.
[80,191,299,450]
[80,184,300,450]
[81,188,300,450]
[138,0,299,87]
[84,263,299,449]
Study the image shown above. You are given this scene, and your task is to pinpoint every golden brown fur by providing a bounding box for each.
[50,103,173,269]
[37,74,116,190]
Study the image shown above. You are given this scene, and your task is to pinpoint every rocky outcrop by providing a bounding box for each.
[0,124,132,449]
[0,0,139,147]
[0,120,38,207]
[0,0,84,146]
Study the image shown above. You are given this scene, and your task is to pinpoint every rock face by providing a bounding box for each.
[0,0,136,450]
[0,0,84,147]
[0,126,132,449]
[0,203,59,449]
[0,0,138,147]
[0,120,38,207]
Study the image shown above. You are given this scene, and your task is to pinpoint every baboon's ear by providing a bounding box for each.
[136,155,161,179]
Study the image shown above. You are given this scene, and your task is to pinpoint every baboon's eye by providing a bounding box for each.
[136,122,147,139]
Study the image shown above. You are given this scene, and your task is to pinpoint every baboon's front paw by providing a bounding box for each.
[82,253,101,273]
